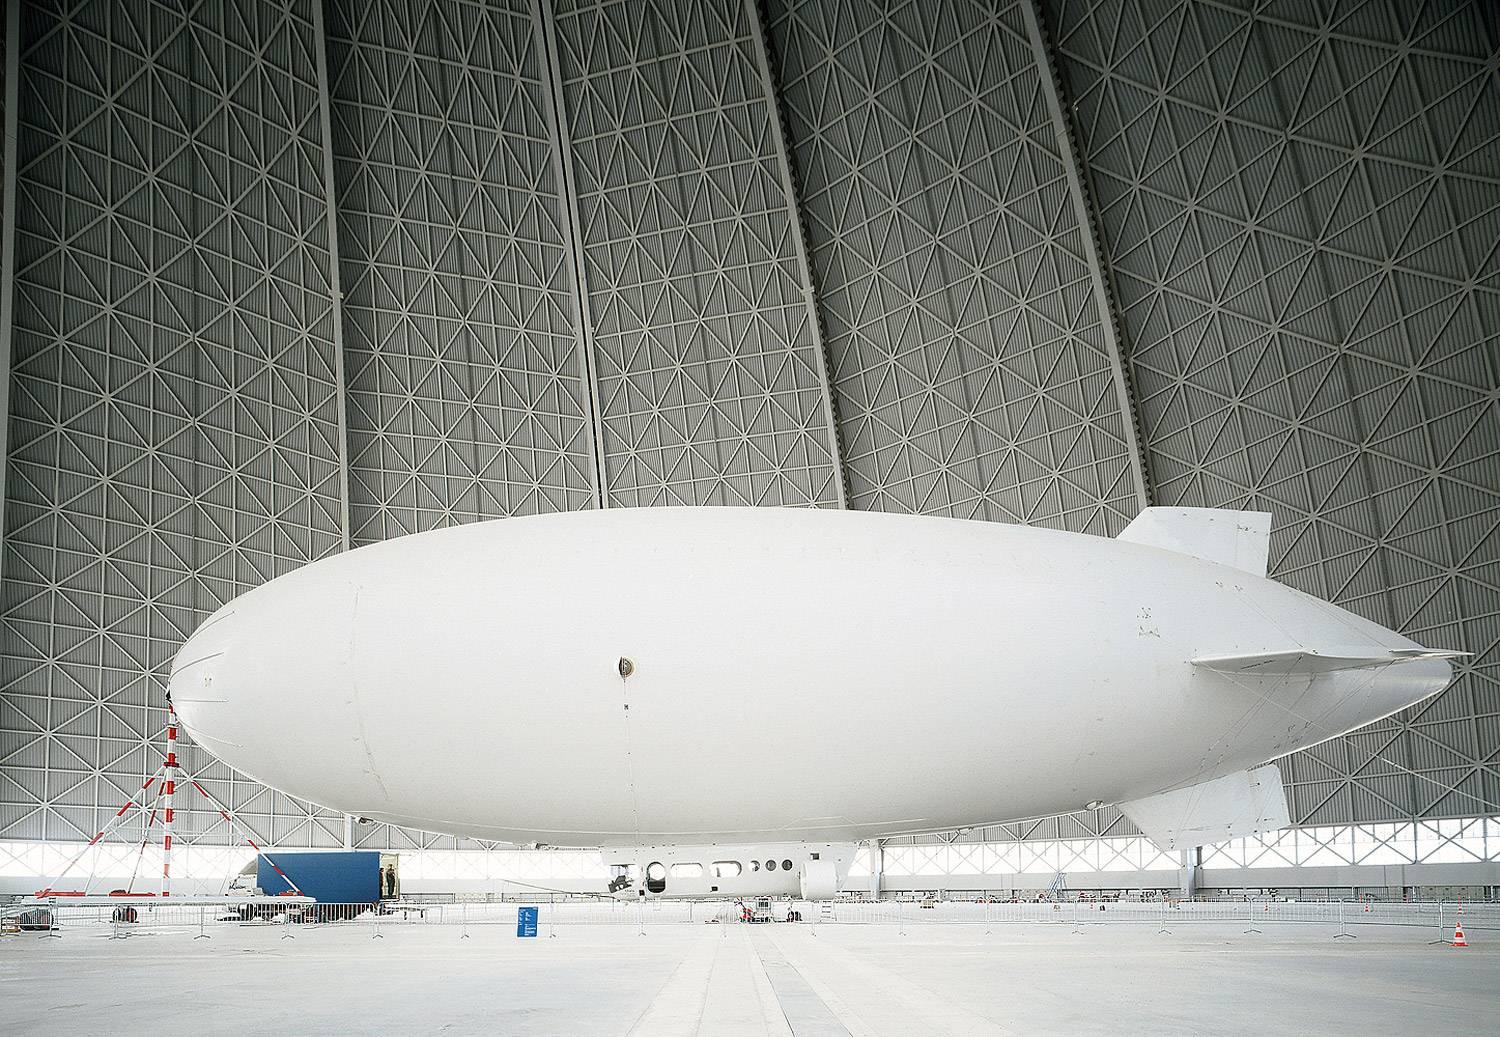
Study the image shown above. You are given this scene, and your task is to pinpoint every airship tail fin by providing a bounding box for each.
[1118,507,1271,576]
[1118,764,1290,852]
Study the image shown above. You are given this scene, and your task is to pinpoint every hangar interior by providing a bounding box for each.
[0,0,1496,909]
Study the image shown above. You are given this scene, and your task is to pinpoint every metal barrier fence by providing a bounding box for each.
[4,898,1494,939]
[813,899,1499,933]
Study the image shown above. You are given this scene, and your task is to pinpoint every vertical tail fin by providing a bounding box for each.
[1118,508,1271,577]
[1118,764,1289,851]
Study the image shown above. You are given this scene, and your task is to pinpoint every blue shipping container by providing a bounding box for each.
[257,851,382,905]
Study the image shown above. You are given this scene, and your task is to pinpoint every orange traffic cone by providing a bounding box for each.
[1452,922,1468,948]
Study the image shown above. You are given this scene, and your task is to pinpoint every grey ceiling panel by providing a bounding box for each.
[0,0,346,846]
[551,0,844,508]
[0,2,12,583]
[0,0,1496,856]
[326,0,595,544]
[1045,0,1500,822]
[767,0,1146,532]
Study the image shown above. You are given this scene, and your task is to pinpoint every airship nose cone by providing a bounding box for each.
[166,574,367,807]
[168,606,241,756]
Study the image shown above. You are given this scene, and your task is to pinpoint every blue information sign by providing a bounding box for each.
[516,905,538,937]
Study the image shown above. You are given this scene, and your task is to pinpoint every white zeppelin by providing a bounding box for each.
[169,506,1457,849]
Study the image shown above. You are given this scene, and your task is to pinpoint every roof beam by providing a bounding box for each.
[0,0,20,583]
[1020,0,1152,515]
[533,0,608,511]
[312,0,353,551]
[746,0,849,509]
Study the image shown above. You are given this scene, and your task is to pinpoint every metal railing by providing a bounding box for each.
[809,898,1499,933]
[3,897,1493,940]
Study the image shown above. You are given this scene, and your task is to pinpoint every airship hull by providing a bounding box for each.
[169,507,1452,846]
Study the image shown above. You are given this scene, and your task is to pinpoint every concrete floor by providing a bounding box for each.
[2,921,1493,1035]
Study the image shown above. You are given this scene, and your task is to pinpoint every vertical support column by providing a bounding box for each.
[745,0,848,508]
[0,0,21,586]
[343,813,353,850]
[866,839,883,901]
[312,0,353,551]
[1179,847,1201,899]
[532,0,607,510]
[1019,0,1151,514]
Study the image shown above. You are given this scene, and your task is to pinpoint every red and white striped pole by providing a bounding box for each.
[161,708,179,897]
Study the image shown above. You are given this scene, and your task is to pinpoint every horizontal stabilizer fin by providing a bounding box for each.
[1193,646,1469,676]
[1118,765,1289,852]
[1117,507,1271,576]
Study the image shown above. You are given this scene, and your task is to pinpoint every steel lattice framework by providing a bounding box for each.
[0,0,1495,857]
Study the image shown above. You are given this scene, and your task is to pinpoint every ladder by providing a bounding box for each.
[1046,871,1068,901]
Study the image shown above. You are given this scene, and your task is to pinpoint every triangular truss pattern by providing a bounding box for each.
[1048,0,1500,823]
[1,0,1497,856]
[326,0,595,543]
[0,0,346,843]
[767,0,1144,534]
[553,0,843,508]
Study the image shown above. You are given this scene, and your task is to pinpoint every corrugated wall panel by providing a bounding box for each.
[0,0,1495,854]
[0,0,346,845]
[767,0,1144,531]
[552,0,843,507]
[1045,0,1500,822]
[326,0,595,543]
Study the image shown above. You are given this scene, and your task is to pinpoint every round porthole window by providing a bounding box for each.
[766,859,777,871]
[782,859,793,871]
